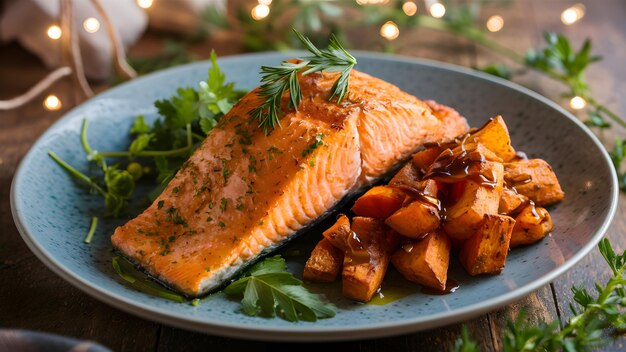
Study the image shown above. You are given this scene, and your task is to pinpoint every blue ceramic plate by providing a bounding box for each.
[11,52,618,341]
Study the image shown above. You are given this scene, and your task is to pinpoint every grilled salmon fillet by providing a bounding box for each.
[111,68,468,296]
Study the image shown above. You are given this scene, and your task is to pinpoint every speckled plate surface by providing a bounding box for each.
[11,52,618,341]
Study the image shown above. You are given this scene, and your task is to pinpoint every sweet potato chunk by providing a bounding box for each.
[342,217,390,302]
[412,147,443,173]
[390,162,421,188]
[466,116,516,161]
[351,186,406,219]
[390,162,439,199]
[443,161,504,240]
[499,187,528,216]
[303,239,344,283]
[459,214,515,276]
[385,200,440,239]
[391,231,451,291]
[322,214,351,251]
[510,205,554,247]
[504,159,564,206]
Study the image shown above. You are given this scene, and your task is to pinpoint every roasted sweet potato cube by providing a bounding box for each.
[459,214,515,276]
[351,186,406,219]
[385,200,440,239]
[390,162,421,188]
[457,142,503,163]
[510,205,554,247]
[322,214,351,251]
[466,116,516,161]
[391,231,451,291]
[443,161,504,240]
[412,147,443,172]
[504,159,564,206]
[303,239,344,283]
[342,217,390,302]
[499,187,528,216]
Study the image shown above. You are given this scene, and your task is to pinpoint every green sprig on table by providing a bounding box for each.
[452,238,626,352]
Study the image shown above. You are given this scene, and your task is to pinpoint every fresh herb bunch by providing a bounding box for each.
[49,51,243,240]
[452,238,626,352]
[251,29,357,133]
[224,255,336,322]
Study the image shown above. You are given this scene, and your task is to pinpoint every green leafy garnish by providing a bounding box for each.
[251,29,357,134]
[49,120,135,218]
[112,256,186,302]
[452,238,626,351]
[224,255,336,322]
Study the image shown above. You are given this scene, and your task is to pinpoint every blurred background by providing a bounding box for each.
[0,0,624,186]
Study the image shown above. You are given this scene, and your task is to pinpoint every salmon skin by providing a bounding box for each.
[111,68,468,297]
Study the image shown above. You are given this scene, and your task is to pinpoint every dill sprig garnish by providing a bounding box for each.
[251,29,357,134]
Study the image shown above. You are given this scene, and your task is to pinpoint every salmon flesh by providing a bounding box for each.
[111,69,468,297]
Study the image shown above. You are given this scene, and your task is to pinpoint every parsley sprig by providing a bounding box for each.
[251,29,357,133]
[452,238,626,352]
[224,255,336,322]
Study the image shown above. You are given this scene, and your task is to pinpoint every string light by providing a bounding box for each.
[43,95,62,111]
[258,0,272,5]
[83,17,100,33]
[561,4,585,25]
[380,21,400,41]
[47,25,62,40]
[251,4,270,20]
[486,15,504,32]
[429,3,446,18]
[356,0,389,5]
[136,0,153,9]
[569,96,586,110]
[402,1,417,16]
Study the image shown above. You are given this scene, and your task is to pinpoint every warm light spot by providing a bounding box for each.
[429,3,446,18]
[258,0,272,5]
[380,21,400,41]
[570,96,587,110]
[83,17,100,33]
[402,1,417,16]
[44,95,62,111]
[356,0,389,5]
[136,0,154,9]
[251,4,270,20]
[486,15,504,32]
[561,4,585,25]
[47,25,62,40]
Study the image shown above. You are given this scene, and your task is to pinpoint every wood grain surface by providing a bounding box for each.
[0,1,624,351]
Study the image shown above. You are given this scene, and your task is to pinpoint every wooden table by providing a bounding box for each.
[1,1,624,350]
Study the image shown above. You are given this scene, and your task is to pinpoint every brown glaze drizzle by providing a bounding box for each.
[344,231,370,264]
[422,139,498,189]
[394,184,442,210]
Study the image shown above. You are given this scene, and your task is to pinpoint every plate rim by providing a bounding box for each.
[10,51,619,341]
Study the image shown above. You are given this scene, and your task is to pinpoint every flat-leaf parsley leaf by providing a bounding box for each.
[224,255,336,322]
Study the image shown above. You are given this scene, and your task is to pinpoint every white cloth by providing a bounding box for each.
[0,0,148,81]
